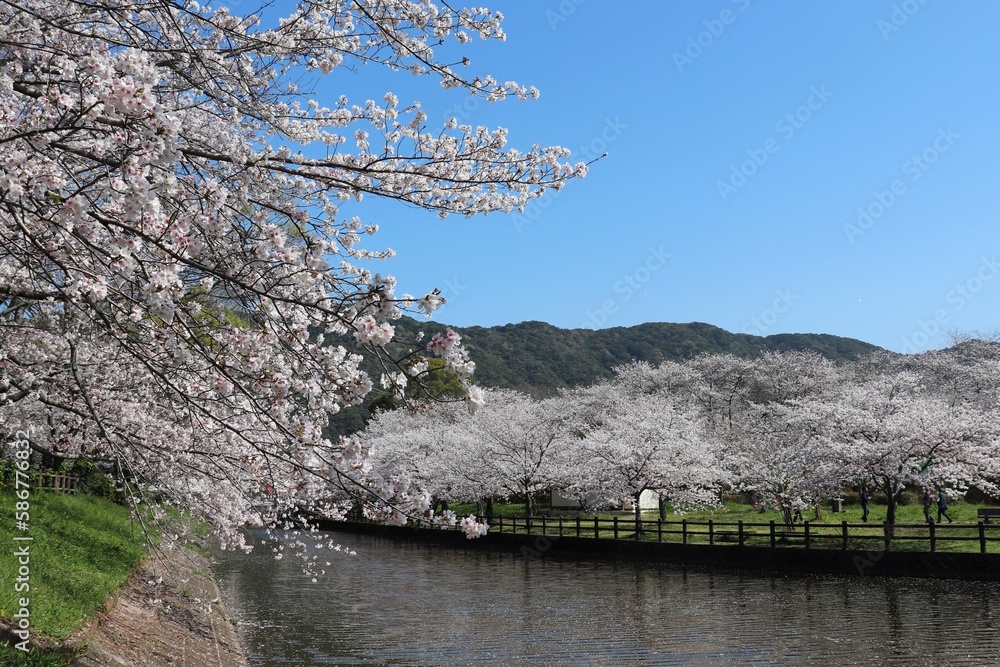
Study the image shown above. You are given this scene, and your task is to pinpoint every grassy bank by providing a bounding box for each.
[0,648,73,667]
[0,490,149,665]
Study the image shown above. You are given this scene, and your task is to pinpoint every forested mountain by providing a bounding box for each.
[327,318,881,434]
[448,320,880,392]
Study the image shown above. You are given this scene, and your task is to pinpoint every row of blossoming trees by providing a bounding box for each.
[362,344,1000,528]
[0,1,581,547]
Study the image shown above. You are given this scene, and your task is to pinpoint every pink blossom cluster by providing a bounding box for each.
[459,515,490,538]
[427,329,463,356]
[354,315,395,346]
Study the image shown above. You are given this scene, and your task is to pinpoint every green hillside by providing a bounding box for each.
[432,320,879,392]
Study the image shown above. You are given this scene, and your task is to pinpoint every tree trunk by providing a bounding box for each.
[781,505,795,529]
[485,495,494,522]
[883,480,898,531]
[634,491,644,534]
[658,495,667,521]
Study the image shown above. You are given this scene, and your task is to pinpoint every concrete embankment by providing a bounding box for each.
[321,519,1000,582]
[69,546,249,667]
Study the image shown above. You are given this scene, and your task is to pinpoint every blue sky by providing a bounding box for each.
[323,1,1000,353]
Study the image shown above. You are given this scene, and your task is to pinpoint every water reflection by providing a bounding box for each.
[213,530,1000,666]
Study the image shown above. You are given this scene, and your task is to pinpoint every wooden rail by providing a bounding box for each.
[36,470,78,494]
[978,508,1000,523]
[476,515,1000,555]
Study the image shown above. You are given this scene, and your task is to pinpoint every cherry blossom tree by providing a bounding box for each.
[685,353,757,438]
[608,360,699,400]
[726,401,840,527]
[0,0,583,544]
[722,351,842,525]
[911,340,1000,411]
[814,354,999,525]
[467,388,580,518]
[364,400,501,514]
[922,346,1000,487]
[362,387,581,519]
[573,385,721,525]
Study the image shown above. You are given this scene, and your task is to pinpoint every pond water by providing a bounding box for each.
[213,530,1000,666]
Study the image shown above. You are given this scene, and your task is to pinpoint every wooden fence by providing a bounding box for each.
[475,515,1000,555]
[36,470,78,494]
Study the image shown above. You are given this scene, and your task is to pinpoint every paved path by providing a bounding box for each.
[72,547,248,667]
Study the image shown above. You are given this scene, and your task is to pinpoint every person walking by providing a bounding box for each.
[923,489,933,523]
[937,489,953,523]
[860,487,870,523]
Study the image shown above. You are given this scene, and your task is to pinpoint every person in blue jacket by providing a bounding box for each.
[937,489,953,523]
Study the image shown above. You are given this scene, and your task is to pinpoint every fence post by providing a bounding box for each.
[657,519,663,543]
[558,517,563,538]
[576,515,581,538]
[980,522,987,555]
[770,520,776,548]
[883,521,892,552]
[709,519,715,546]
[512,516,517,535]
[929,520,936,553]
[594,516,599,539]
[541,516,546,536]
[738,520,745,546]
[682,519,688,545]
[842,521,849,551]
[613,517,619,540]
[804,521,811,550]
[634,518,640,541]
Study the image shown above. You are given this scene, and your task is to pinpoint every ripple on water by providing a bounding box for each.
[212,531,1000,667]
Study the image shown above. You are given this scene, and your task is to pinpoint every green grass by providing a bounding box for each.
[0,490,149,642]
[0,644,76,667]
[447,502,530,518]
